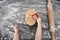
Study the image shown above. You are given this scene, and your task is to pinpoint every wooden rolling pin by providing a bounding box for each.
[47,0,56,40]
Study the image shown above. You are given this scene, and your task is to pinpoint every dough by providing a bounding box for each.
[25,9,37,26]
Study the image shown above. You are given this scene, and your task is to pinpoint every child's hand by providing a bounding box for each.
[37,17,41,23]
[13,25,19,32]
[32,14,41,23]
[32,14,38,20]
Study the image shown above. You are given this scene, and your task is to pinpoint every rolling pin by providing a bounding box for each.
[47,0,56,40]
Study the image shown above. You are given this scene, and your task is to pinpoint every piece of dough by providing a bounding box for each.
[25,9,37,26]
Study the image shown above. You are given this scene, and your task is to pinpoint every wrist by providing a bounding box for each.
[15,30,19,33]
[37,20,41,26]
[15,31,19,33]
[37,20,41,23]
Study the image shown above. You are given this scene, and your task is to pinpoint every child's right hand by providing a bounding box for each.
[37,17,41,23]
[32,14,38,20]
[32,14,41,23]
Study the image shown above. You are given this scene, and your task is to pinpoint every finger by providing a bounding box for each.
[32,14,38,20]
[13,25,18,29]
